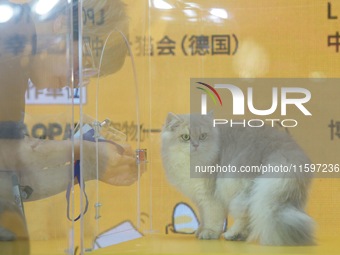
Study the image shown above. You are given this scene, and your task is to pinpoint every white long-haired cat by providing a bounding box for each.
[161,112,314,246]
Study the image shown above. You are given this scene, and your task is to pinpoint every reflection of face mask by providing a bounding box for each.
[0,3,41,91]
[27,1,74,89]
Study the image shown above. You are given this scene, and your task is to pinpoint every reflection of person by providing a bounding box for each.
[0,0,141,250]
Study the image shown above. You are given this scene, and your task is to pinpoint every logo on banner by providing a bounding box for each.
[194,80,312,128]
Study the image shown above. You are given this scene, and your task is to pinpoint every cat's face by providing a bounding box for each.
[162,113,220,159]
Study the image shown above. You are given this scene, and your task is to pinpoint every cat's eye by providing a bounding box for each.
[199,133,207,140]
[181,134,190,141]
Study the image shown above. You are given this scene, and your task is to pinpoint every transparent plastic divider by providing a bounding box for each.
[77,1,146,253]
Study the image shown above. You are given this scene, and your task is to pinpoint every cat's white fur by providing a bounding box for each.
[161,112,314,246]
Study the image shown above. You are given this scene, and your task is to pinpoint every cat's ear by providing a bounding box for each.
[165,112,182,131]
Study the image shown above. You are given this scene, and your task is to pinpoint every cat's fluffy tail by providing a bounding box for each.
[248,206,315,245]
[248,179,315,246]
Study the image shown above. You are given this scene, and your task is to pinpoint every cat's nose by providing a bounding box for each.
[191,143,199,150]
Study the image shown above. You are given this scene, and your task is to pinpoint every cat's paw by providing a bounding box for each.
[223,231,246,241]
[196,228,221,240]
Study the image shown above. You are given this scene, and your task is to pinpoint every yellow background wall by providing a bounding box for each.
[23,0,340,250]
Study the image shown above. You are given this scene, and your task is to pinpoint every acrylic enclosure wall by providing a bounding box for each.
[0,0,75,254]
[83,0,340,253]
[79,0,340,253]
[1,1,340,255]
